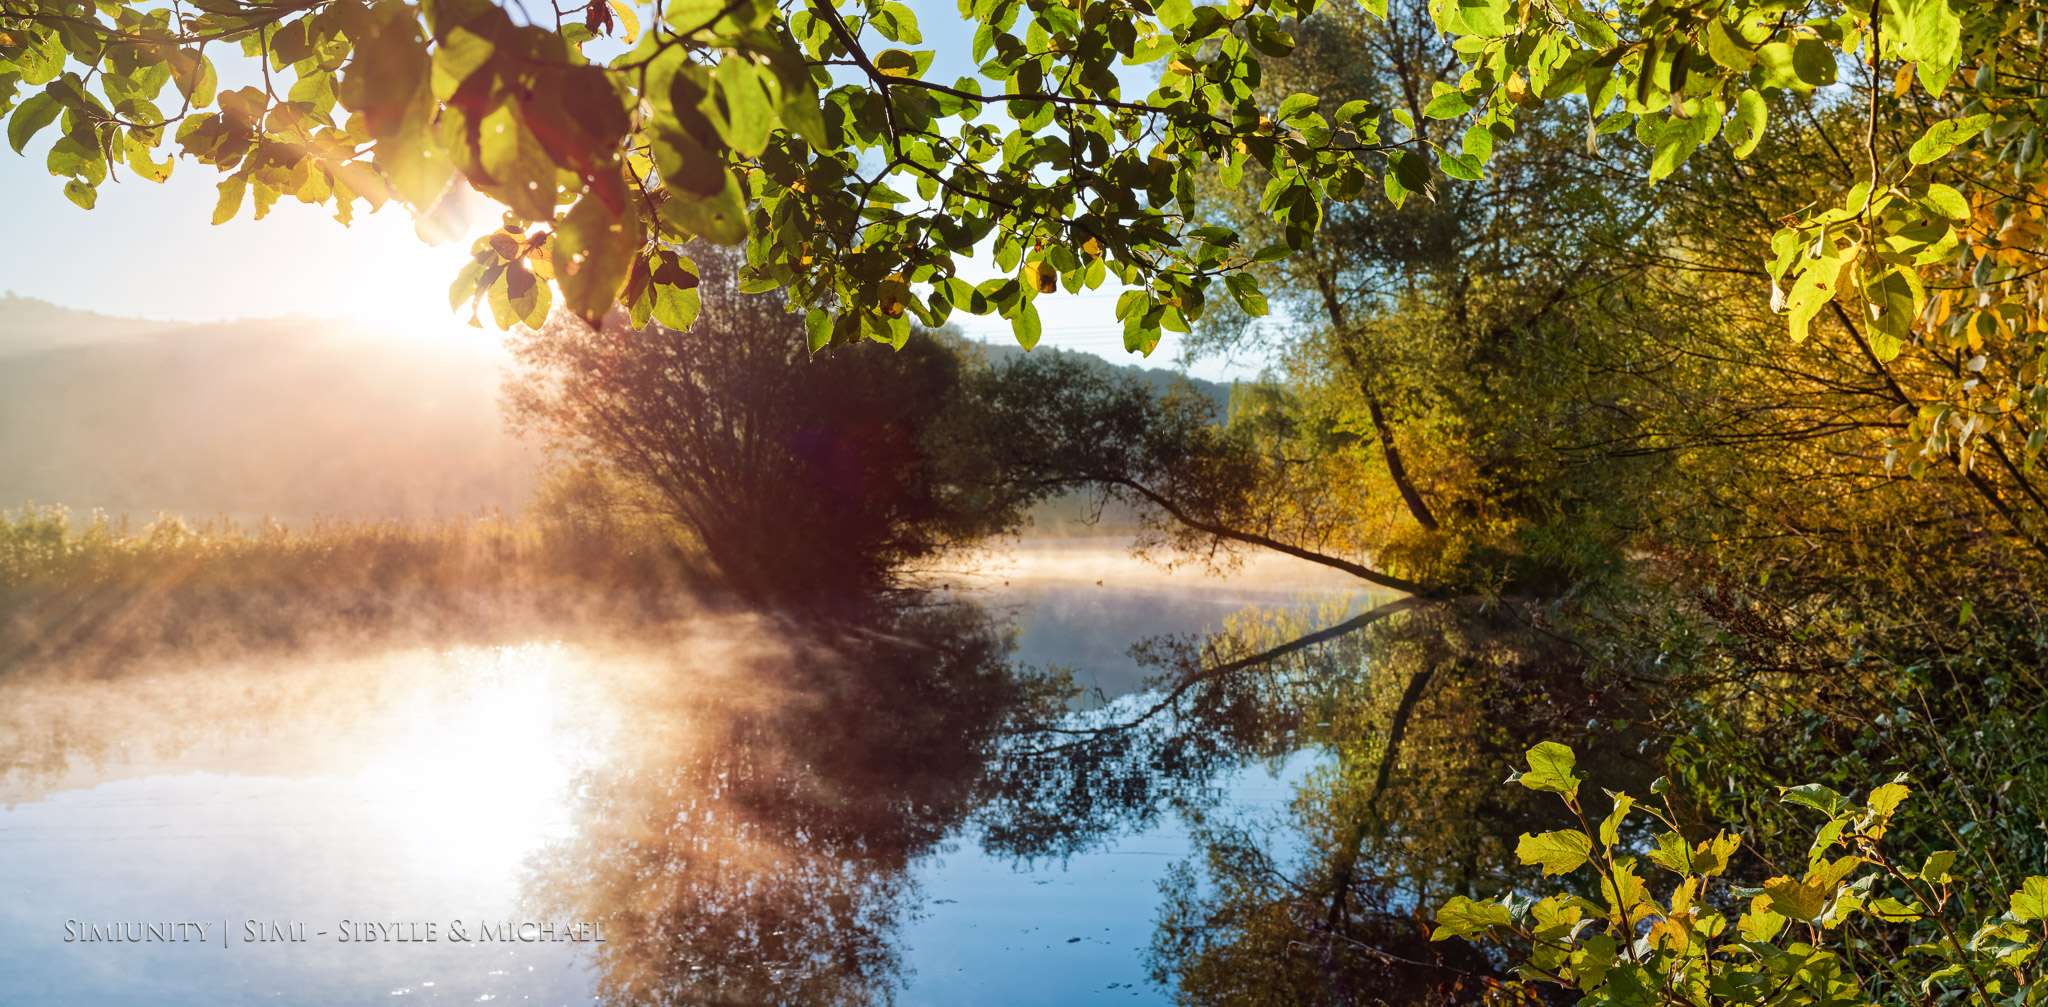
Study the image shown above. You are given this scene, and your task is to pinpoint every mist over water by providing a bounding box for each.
[0,541,1377,1006]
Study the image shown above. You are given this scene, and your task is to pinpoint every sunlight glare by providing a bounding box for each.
[349,644,595,886]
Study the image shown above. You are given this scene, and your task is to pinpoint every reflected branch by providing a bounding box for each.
[1011,595,1432,755]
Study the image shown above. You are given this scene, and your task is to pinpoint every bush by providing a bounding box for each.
[1433,743,2048,1007]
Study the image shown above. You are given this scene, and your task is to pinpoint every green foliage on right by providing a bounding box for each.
[1438,743,2048,1007]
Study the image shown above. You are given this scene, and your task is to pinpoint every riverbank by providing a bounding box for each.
[0,506,716,674]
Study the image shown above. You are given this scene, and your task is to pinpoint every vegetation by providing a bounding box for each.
[877,1,2048,1002]
[7,0,2048,1001]
[0,0,2017,361]
[0,502,710,671]
[505,244,1035,603]
[1434,743,2048,1007]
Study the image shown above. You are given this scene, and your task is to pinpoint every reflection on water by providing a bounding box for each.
[526,606,1019,1006]
[957,538,1373,700]
[0,543,1487,1006]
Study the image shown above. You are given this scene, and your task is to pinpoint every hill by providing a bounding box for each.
[0,297,1231,526]
[965,338,1236,416]
[0,296,535,522]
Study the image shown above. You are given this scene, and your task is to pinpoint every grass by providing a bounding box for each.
[0,503,719,674]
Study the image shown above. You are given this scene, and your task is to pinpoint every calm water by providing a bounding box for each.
[0,540,1375,1006]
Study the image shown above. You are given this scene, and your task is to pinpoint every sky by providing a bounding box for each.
[0,0,1277,381]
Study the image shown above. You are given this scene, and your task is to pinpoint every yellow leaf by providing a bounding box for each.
[1740,895,1787,940]
[1865,781,1910,817]
[874,48,919,77]
[878,274,910,317]
[1504,71,1531,106]
[1693,831,1740,876]
[1023,260,1058,294]
[609,0,640,44]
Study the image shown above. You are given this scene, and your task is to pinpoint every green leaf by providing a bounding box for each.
[1451,0,1511,38]
[1276,92,1320,125]
[651,281,699,330]
[1752,42,1803,90]
[1599,793,1633,845]
[1922,183,1970,220]
[1899,0,1961,95]
[1517,830,1593,876]
[2010,877,2048,921]
[1921,850,1956,884]
[171,48,218,109]
[1866,897,1923,921]
[1224,272,1269,316]
[1705,19,1754,71]
[1646,831,1695,874]
[1909,113,1993,164]
[1782,251,1845,343]
[1384,149,1430,208]
[713,58,776,157]
[1790,39,1837,88]
[1439,149,1482,180]
[1461,123,1494,162]
[1567,11,1616,49]
[1727,89,1766,158]
[1780,783,1852,817]
[873,1,923,44]
[475,106,558,222]
[1864,267,1921,345]
[1431,896,1511,940]
[658,171,749,245]
[806,307,831,352]
[213,173,247,225]
[7,91,58,154]
[1123,34,1177,64]
[1422,90,1476,120]
[557,194,642,328]
[1514,742,1583,798]
[1011,300,1042,349]
[1648,124,1699,184]
[873,48,928,78]
[61,178,95,209]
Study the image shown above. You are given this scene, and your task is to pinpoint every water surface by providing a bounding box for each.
[0,539,1377,1005]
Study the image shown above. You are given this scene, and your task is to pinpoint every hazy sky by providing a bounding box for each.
[0,0,1276,380]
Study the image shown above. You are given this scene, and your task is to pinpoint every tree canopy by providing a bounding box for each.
[0,0,2025,393]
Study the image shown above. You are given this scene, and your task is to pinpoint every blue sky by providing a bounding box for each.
[0,0,1272,379]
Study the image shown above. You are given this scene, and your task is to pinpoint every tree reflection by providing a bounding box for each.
[983,596,1658,1007]
[524,602,1037,1006]
[514,581,1661,1007]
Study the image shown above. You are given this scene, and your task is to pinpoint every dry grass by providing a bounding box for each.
[0,504,718,674]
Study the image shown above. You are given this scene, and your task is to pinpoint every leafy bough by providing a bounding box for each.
[1434,742,2048,1007]
[0,0,1413,352]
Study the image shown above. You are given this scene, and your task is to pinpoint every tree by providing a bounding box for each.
[504,244,1025,601]
[1434,743,2048,1007]
[0,0,1398,353]
[2,0,2027,377]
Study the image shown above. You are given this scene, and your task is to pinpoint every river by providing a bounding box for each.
[0,539,1382,1006]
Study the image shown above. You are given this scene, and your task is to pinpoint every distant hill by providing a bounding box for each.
[965,338,1237,417]
[0,297,1234,526]
[0,296,536,523]
[0,291,184,358]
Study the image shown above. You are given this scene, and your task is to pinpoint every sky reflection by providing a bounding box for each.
[0,551,1378,1006]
